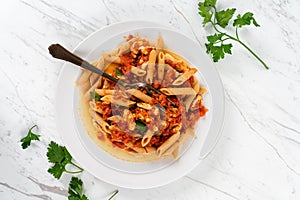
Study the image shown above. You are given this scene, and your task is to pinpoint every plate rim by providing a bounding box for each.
[55,21,225,189]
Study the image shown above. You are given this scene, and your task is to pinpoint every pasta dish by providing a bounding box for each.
[77,34,208,162]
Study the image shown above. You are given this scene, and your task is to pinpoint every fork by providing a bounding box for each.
[48,44,176,107]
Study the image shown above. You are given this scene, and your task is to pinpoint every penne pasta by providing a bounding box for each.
[107,115,122,123]
[123,109,135,131]
[102,79,110,89]
[95,89,115,96]
[162,141,179,157]
[125,142,147,154]
[172,68,197,86]
[141,129,156,147]
[89,73,99,86]
[145,49,157,84]
[77,34,208,162]
[156,35,165,51]
[76,69,92,85]
[157,52,165,81]
[141,61,148,70]
[126,89,152,103]
[137,102,152,110]
[89,109,110,134]
[165,53,189,72]
[184,95,196,112]
[116,42,131,56]
[190,95,202,110]
[192,78,200,93]
[199,87,207,95]
[96,56,105,70]
[101,95,136,107]
[84,79,100,101]
[103,53,121,64]
[145,146,156,154]
[89,101,103,114]
[92,120,108,141]
[157,132,180,156]
[160,87,197,96]
[130,66,146,76]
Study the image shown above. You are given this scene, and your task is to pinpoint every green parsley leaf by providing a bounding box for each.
[198,0,269,69]
[48,163,65,179]
[198,2,213,26]
[204,0,216,7]
[233,12,260,28]
[207,33,225,43]
[216,8,236,28]
[115,68,123,76]
[90,91,101,101]
[205,41,232,62]
[68,177,89,200]
[135,119,147,134]
[20,125,40,149]
[47,141,83,179]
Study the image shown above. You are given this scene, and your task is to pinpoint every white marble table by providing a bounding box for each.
[1,0,300,199]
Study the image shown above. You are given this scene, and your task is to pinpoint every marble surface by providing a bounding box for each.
[1,0,300,199]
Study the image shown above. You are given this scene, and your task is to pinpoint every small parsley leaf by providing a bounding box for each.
[204,0,216,7]
[115,68,123,76]
[20,125,40,149]
[233,12,260,28]
[68,177,89,200]
[216,8,236,28]
[90,91,101,101]
[48,163,65,179]
[135,119,147,134]
[205,41,232,62]
[47,141,83,179]
[207,33,225,43]
[198,2,213,26]
[198,0,269,69]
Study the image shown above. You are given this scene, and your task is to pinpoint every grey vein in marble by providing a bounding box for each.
[185,176,241,200]
[101,0,119,21]
[20,1,85,40]
[225,89,300,176]
[27,177,68,197]
[169,0,203,47]
[0,181,52,200]
[272,119,300,135]
[39,0,97,32]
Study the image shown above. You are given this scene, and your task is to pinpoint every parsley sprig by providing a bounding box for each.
[20,126,119,199]
[115,68,123,76]
[47,141,84,179]
[198,0,269,69]
[68,177,89,200]
[90,91,101,101]
[20,125,40,149]
[108,190,119,200]
[135,119,147,134]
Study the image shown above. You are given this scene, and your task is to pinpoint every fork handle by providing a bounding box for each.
[48,44,123,85]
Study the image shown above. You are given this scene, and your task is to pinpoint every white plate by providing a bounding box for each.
[55,21,224,189]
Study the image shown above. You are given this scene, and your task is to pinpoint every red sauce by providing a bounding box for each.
[95,49,208,149]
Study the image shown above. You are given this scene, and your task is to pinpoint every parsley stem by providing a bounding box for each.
[235,27,240,40]
[30,125,38,131]
[108,190,119,200]
[212,6,217,23]
[225,33,269,69]
[65,170,83,174]
[70,161,84,172]
[210,21,269,70]
[234,39,269,69]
